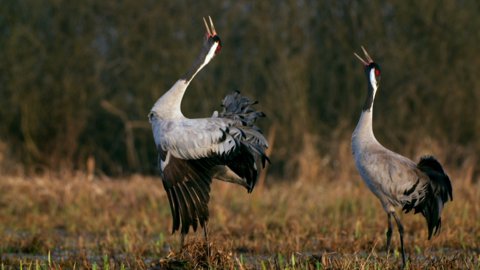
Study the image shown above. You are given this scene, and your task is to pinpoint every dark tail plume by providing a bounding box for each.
[219,91,266,129]
[219,91,269,166]
[416,156,453,239]
[218,91,270,192]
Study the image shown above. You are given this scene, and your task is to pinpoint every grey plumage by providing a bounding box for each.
[148,18,269,243]
[151,92,269,235]
[220,91,266,128]
[352,47,452,267]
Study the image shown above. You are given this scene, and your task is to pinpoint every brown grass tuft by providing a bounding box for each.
[0,159,479,269]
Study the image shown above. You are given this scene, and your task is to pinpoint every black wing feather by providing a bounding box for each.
[161,155,216,234]
[165,189,180,233]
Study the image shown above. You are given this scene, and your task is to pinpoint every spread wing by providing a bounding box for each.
[152,118,241,161]
[152,117,268,234]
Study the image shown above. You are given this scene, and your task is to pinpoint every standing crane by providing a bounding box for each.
[351,47,453,267]
[148,17,269,249]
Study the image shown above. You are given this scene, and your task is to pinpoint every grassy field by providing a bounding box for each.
[0,168,478,269]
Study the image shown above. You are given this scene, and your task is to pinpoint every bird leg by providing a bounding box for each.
[204,221,211,263]
[179,233,186,250]
[392,212,406,267]
[386,212,393,253]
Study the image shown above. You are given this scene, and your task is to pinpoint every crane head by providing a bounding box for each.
[203,16,222,55]
[180,17,222,82]
[354,46,381,91]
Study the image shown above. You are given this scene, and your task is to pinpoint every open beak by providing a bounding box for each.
[354,46,374,65]
[203,16,217,36]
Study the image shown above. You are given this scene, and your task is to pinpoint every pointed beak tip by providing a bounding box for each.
[354,52,368,66]
[208,16,217,36]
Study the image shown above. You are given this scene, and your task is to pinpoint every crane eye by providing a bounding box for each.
[375,69,381,77]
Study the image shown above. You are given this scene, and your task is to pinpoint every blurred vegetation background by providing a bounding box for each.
[0,0,479,180]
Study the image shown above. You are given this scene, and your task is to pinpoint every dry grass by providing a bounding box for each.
[0,163,479,269]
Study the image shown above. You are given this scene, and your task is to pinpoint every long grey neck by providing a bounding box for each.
[353,110,375,139]
[150,79,191,120]
[150,41,217,121]
[352,66,383,154]
[352,85,380,150]
[352,109,381,156]
[355,80,377,138]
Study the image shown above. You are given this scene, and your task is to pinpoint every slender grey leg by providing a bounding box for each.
[204,221,210,259]
[392,212,406,268]
[180,233,186,250]
[386,213,393,253]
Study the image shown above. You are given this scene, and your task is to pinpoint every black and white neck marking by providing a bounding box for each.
[182,36,221,83]
[363,63,381,112]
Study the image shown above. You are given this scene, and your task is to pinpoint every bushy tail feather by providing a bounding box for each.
[219,91,266,129]
[416,156,453,239]
[219,91,269,166]
[218,91,270,192]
